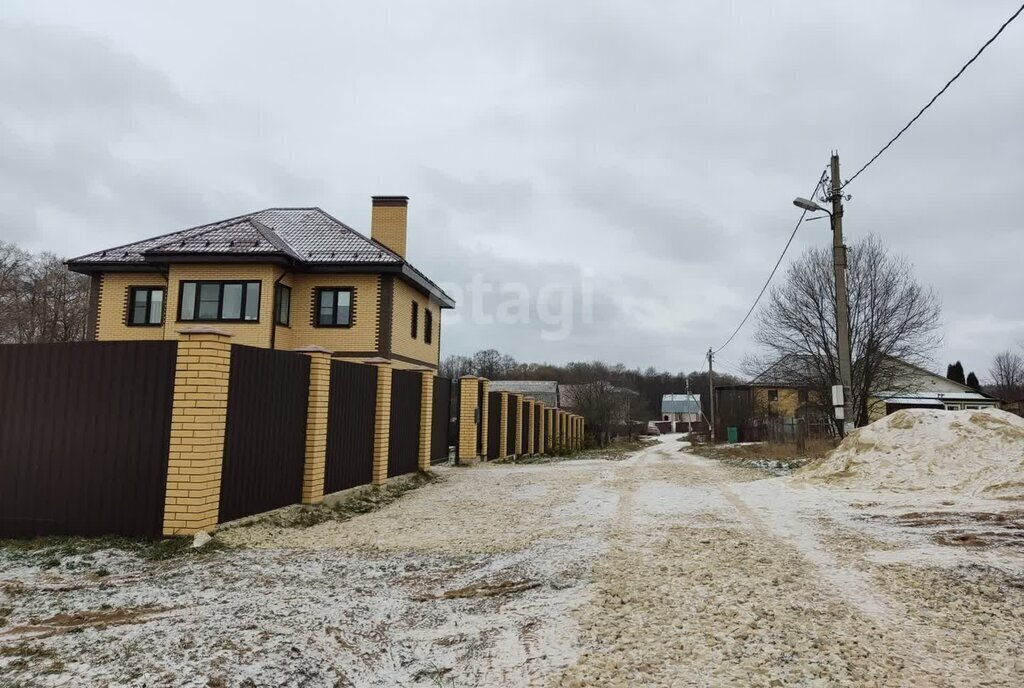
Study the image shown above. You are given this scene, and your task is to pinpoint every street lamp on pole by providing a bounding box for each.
[792,153,855,438]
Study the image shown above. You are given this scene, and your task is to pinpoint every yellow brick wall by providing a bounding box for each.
[95,272,170,341]
[164,264,277,347]
[525,399,535,454]
[301,352,331,504]
[372,364,393,485]
[458,377,480,460]
[390,279,441,367]
[371,204,408,258]
[162,332,231,536]
[418,371,434,471]
[286,273,380,353]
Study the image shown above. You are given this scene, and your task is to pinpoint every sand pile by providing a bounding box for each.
[797,408,1024,498]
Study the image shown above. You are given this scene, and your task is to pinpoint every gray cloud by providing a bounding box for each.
[1,0,1022,376]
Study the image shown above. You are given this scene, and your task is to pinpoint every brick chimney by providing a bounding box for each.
[371,196,409,258]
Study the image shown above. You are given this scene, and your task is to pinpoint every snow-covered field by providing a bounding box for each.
[3,433,1024,686]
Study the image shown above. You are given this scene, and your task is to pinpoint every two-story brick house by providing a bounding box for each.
[66,196,454,369]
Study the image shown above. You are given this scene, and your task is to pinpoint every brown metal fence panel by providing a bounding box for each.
[506,399,518,455]
[325,360,377,493]
[431,377,452,463]
[219,346,310,523]
[521,405,531,454]
[486,391,502,459]
[534,409,542,453]
[0,341,177,538]
[477,380,486,455]
[388,369,422,478]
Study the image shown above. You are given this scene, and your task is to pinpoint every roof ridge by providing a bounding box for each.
[247,217,301,260]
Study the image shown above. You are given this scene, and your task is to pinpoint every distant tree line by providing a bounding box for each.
[0,242,90,344]
[440,348,742,427]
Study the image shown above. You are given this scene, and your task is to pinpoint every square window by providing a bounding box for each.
[315,288,354,327]
[767,389,779,402]
[128,287,165,326]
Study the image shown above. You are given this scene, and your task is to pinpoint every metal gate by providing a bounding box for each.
[325,360,377,493]
[431,376,452,463]
[506,397,518,456]
[388,369,422,477]
[487,391,502,459]
[0,341,177,538]
[219,346,310,523]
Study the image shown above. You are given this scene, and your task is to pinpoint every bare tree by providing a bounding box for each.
[561,381,630,447]
[0,244,90,343]
[989,350,1024,401]
[754,234,942,429]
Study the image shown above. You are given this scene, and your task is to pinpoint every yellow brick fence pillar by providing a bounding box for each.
[294,346,332,505]
[162,328,233,536]
[479,379,490,460]
[458,376,480,462]
[536,402,545,455]
[499,392,509,458]
[371,360,393,485]
[418,369,435,471]
[513,394,524,456]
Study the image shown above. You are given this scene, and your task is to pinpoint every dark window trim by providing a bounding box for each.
[411,301,419,339]
[176,279,262,323]
[424,307,433,344]
[274,283,291,327]
[313,287,355,328]
[126,286,165,327]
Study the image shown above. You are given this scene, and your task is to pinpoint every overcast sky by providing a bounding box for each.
[2,1,1022,378]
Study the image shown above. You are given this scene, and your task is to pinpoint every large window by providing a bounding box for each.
[424,308,433,344]
[275,284,291,326]
[411,301,419,339]
[128,287,164,326]
[179,281,261,322]
[315,287,353,327]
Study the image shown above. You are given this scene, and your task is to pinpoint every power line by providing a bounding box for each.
[843,1,1024,189]
[711,169,827,356]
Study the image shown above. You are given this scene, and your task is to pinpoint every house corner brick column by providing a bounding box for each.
[295,347,332,504]
[418,370,435,471]
[457,376,479,461]
[162,328,233,536]
[372,361,393,485]
[499,392,509,458]
[479,380,490,459]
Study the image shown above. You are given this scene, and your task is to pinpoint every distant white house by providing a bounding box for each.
[869,357,999,420]
[661,394,701,423]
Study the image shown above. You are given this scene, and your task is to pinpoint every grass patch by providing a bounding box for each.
[687,439,835,475]
[0,531,233,565]
[231,471,441,530]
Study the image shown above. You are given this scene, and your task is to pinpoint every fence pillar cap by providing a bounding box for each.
[402,365,433,372]
[460,375,480,380]
[292,345,333,355]
[363,357,392,365]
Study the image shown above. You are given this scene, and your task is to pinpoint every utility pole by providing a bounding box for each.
[685,376,693,434]
[707,348,715,443]
[829,152,855,436]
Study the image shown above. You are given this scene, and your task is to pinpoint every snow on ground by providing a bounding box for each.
[2,430,1024,686]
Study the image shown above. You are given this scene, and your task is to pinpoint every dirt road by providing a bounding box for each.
[2,437,1023,686]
